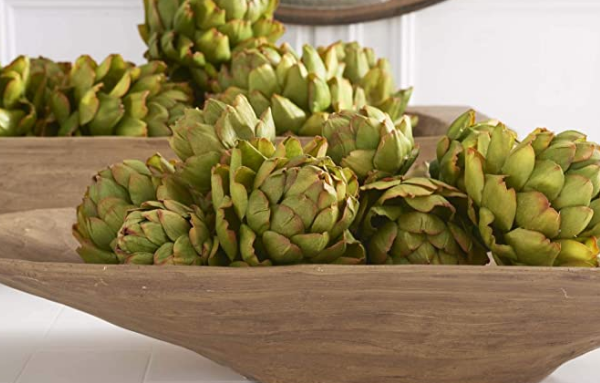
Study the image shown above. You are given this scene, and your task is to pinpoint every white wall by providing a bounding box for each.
[1,0,599,142]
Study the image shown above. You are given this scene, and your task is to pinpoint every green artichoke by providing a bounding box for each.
[169,93,276,194]
[319,41,413,122]
[322,106,419,183]
[213,41,412,135]
[115,200,223,265]
[44,55,193,136]
[211,136,366,266]
[0,56,37,136]
[0,54,193,136]
[138,0,285,97]
[433,110,600,267]
[355,177,489,265]
[73,154,196,264]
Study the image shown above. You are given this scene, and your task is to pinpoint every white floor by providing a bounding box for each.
[0,284,598,383]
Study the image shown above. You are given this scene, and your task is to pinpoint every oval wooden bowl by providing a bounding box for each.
[0,209,599,383]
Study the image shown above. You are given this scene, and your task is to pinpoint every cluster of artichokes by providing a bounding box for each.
[211,41,412,136]
[432,111,600,267]
[73,90,600,268]
[0,54,193,136]
[1,1,415,137]
[3,0,596,268]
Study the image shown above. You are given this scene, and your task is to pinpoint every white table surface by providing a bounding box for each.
[1,284,598,383]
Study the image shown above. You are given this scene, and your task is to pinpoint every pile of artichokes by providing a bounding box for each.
[73,94,600,268]
[1,1,414,137]
[2,0,597,268]
[0,54,194,136]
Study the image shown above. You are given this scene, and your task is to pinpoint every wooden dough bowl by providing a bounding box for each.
[0,105,483,215]
[5,105,592,383]
[0,209,599,383]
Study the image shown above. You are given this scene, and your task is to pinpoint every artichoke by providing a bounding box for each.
[0,56,37,136]
[213,42,412,136]
[211,136,366,266]
[73,154,196,264]
[322,106,419,183]
[354,177,489,265]
[319,41,413,122]
[169,93,276,194]
[115,200,223,265]
[0,54,193,136]
[138,0,285,97]
[433,110,600,267]
[46,54,193,136]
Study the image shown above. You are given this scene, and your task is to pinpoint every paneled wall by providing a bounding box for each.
[1,0,598,141]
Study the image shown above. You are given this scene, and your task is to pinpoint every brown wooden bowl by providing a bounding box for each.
[0,208,599,383]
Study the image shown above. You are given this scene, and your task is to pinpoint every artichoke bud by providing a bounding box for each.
[357,177,488,265]
[115,200,213,265]
[435,110,600,267]
[212,139,364,265]
[323,108,418,182]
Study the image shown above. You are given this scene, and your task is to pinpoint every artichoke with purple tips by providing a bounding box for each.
[169,93,276,195]
[433,110,600,267]
[115,200,222,265]
[73,155,196,264]
[211,136,366,266]
[355,177,489,265]
[138,0,285,97]
[322,106,419,183]
[213,41,412,135]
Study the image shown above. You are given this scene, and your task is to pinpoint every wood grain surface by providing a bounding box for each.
[0,209,599,383]
[276,0,448,25]
[0,106,480,214]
